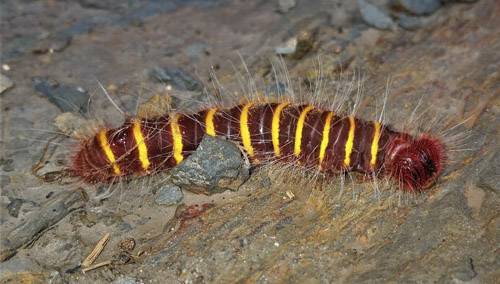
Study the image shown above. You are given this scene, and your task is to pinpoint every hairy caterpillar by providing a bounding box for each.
[72,101,446,192]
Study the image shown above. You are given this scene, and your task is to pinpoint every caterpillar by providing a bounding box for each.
[71,101,446,192]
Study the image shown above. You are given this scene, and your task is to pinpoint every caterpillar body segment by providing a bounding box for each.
[72,102,446,192]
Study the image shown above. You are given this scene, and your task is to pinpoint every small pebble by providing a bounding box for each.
[1,159,14,172]
[7,199,24,218]
[263,83,287,98]
[275,28,317,59]
[130,18,144,27]
[118,237,136,251]
[113,277,142,284]
[154,185,184,206]
[277,0,296,14]
[275,38,297,55]
[149,66,203,91]
[261,176,272,190]
[0,175,11,188]
[118,251,132,264]
[359,0,395,31]
[441,0,478,3]
[47,270,64,283]
[395,0,441,15]
[451,258,477,281]
[333,44,343,54]
[185,42,212,58]
[32,77,90,113]
[0,74,14,94]
[164,48,175,57]
[293,29,317,59]
[398,13,421,30]
[31,32,70,54]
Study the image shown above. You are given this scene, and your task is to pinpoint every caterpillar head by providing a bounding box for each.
[384,134,446,192]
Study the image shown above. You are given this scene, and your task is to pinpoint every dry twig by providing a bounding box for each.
[82,233,110,268]
[82,260,112,273]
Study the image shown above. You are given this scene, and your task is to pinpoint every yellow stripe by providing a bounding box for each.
[132,119,151,172]
[206,108,218,136]
[344,116,355,166]
[294,106,315,157]
[272,102,290,157]
[98,130,121,175]
[240,103,255,157]
[319,112,335,169]
[370,122,381,166]
[171,114,184,165]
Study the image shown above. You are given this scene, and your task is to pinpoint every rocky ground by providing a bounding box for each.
[1,0,499,283]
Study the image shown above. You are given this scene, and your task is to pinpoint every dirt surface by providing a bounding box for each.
[1,0,499,283]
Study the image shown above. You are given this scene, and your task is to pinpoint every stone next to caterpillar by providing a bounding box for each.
[72,102,446,192]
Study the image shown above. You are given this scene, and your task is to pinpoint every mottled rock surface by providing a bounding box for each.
[0,0,499,283]
[171,135,250,195]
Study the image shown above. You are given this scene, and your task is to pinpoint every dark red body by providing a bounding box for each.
[73,103,445,191]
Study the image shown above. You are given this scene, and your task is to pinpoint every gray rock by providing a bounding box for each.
[113,277,143,284]
[359,0,395,30]
[441,0,478,2]
[155,185,184,206]
[32,77,90,113]
[277,0,296,14]
[261,176,272,190]
[0,74,14,94]
[1,34,40,61]
[7,199,24,218]
[451,258,477,281]
[186,42,213,58]
[47,270,65,284]
[0,255,42,274]
[398,13,421,30]
[274,42,297,55]
[31,31,71,54]
[171,135,250,195]
[477,151,500,193]
[170,90,209,113]
[149,66,203,91]
[164,48,175,57]
[1,159,14,172]
[0,175,10,188]
[263,83,288,98]
[77,0,137,10]
[395,0,441,15]
[0,191,85,262]
[137,217,150,225]
[294,29,317,59]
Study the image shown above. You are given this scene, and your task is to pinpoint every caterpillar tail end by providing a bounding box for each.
[72,136,122,183]
[384,134,446,192]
